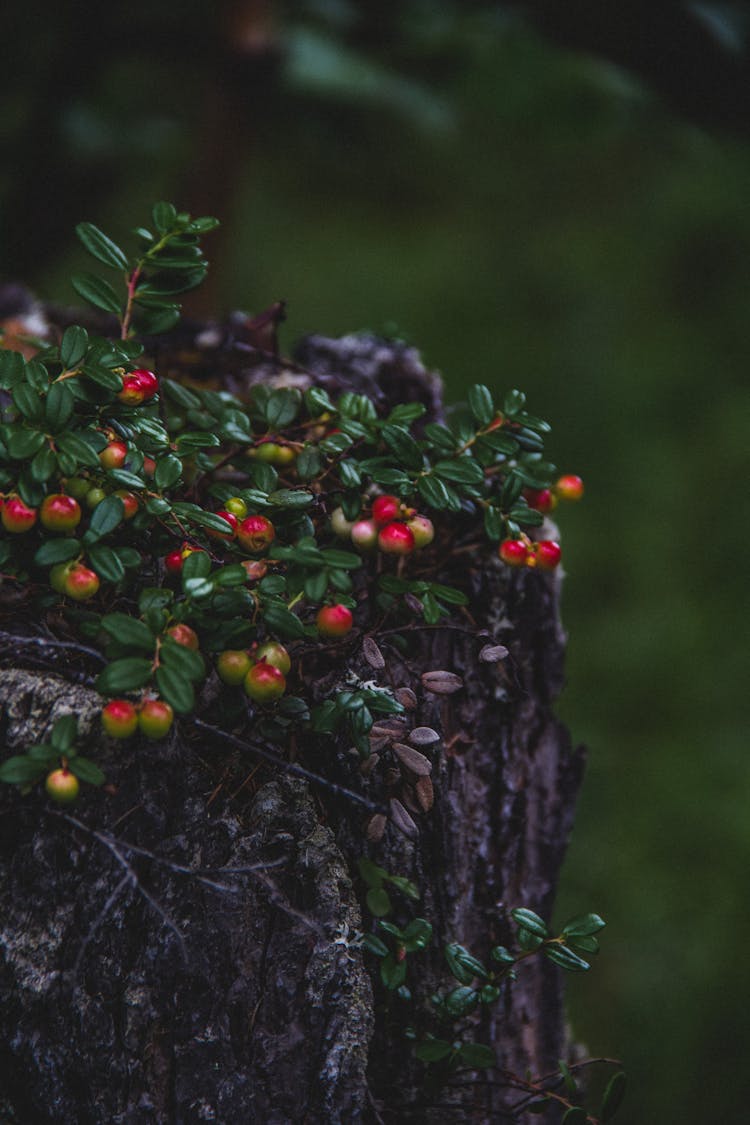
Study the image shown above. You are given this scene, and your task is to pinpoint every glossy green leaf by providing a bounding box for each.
[34,538,80,566]
[444,985,480,1017]
[511,907,549,937]
[60,325,89,369]
[159,638,205,682]
[7,428,45,460]
[458,1042,496,1069]
[50,715,77,752]
[100,614,155,651]
[416,1040,453,1063]
[76,222,129,270]
[154,665,195,714]
[45,382,75,431]
[152,201,177,233]
[30,445,56,482]
[562,913,606,938]
[468,384,494,425]
[69,757,105,786]
[445,943,489,984]
[601,1071,627,1121]
[12,383,43,422]
[366,887,392,917]
[96,658,153,694]
[0,756,45,785]
[87,545,125,583]
[72,272,122,315]
[544,944,590,972]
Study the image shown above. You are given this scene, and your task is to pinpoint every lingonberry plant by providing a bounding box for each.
[0,202,585,796]
[0,203,618,1119]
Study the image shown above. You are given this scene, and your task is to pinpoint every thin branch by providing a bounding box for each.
[193,718,385,813]
[0,630,106,663]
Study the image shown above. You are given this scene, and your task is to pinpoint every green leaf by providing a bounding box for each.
[416,1040,453,1063]
[363,933,388,957]
[0,351,25,389]
[0,756,45,785]
[400,918,432,951]
[388,402,426,426]
[57,432,101,468]
[72,272,122,315]
[544,944,590,972]
[562,913,606,938]
[34,538,80,566]
[601,1071,626,1122]
[433,458,484,485]
[358,857,386,889]
[380,954,407,990]
[382,424,423,471]
[152,201,177,233]
[445,943,489,984]
[417,474,450,510]
[27,743,59,766]
[175,431,220,451]
[108,470,145,491]
[457,1042,496,1069]
[503,389,526,416]
[60,325,89,369]
[30,445,57,482]
[366,887,392,917]
[385,874,420,900]
[159,638,205,682]
[96,658,153,694]
[7,429,45,460]
[100,614,155,651]
[50,715,77,752]
[81,362,123,391]
[424,422,458,451]
[69,757,105,786]
[265,388,301,428]
[444,986,480,1017]
[262,602,306,639]
[154,665,195,715]
[467,384,494,426]
[185,216,220,233]
[267,489,314,509]
[490,945,516,965]
[304,570,328,603]
[511,908,549,937]
[154,454,183,489]
[45,382,75,431]
[162,378,201,409]
[12,383,44,422]
[76,222,129,270]
[88,495,125,539]
[320,549,361,570]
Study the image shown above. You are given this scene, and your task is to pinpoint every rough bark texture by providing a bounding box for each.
[0,319,585,1124]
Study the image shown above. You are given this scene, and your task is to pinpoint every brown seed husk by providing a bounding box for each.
[408,726,440,747]
[389,797,419,840]
[415,775,434,812]
[421,670,463,694]
[362,636,385,669]
[393,742,432,776]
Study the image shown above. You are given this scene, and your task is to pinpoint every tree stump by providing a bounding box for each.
[0,322,585,1124]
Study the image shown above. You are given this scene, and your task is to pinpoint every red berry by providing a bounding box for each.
[117,375,146,406]
[166,623,199,651]
[45,768,79,804]
[378,522,415,556]
[406,515,434,549]
[254,641,291,675]
[523,488,555,514]
[143,456,156,477]
[243,661,286,703]
[114,490,139,520]
[316,604,353,639]
[63,564,100,601]
[535,540,562,570]
[372,495,401,526]
[499,539,529,567]
[99,441,128,470]
[131,368,158,400]
[207,510,238,540]
[237,515,275,554]
[555,474,584,501]
[1,496,38,533]
[165,550,184,575]
[102,699,139,739]
[138,699,174,740]
[216,650,253,686]
[350,519,378,550]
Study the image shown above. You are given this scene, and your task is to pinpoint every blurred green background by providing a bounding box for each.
[3,3,749,1121]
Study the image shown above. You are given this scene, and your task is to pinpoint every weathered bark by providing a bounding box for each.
[0,322,585,1124]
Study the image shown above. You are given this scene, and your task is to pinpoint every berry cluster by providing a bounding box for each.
[497,474,584,570]
[332,495,435,556]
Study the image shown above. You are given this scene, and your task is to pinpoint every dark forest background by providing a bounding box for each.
[3,3,749,1122]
